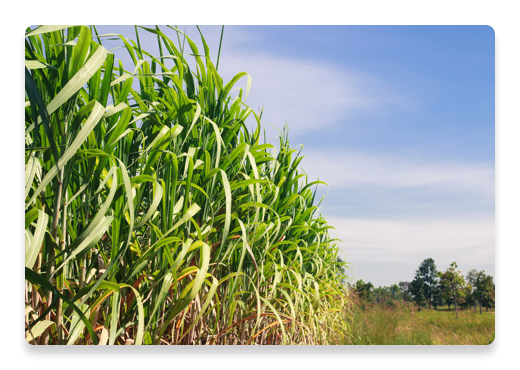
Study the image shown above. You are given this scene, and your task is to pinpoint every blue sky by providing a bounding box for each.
[96,25,495,287]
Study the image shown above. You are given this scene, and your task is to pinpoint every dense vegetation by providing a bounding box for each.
[352,259,495,316]
[345,296,495,345]
[24,25,349,345]
[347,259,495,345]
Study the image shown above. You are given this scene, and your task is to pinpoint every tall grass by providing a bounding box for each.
[345,295,494,345]
[24,25,350,345]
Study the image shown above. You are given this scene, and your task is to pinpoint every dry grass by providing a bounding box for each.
[344,296,495,345]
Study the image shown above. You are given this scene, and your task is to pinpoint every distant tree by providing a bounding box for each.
[399,281,411,302]
[409,277,426,310]
[374,286,383,304]
[355,279,374,302]
[466,269,479,311]
[485,296,495,311]
[374,286,393,304]
[437,262,471,319]
[474,271,494,314]
[415,258,439,309]
[482,283,495,311]
[443,290,454,310]
[390,284,400,300]
[432,284,443,309]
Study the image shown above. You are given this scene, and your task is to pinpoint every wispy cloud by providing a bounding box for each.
[301,150,495,198]
[217,51,408,137]
[329,216,495,285]
[330,217,494,262]
[99,26,414,138]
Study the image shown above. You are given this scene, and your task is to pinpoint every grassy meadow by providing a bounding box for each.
[344,298,495,345]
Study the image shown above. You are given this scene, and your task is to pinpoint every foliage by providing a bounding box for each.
[399,281,411,302]
[465,268,479,310]
[431,284,443,309]
[409,276,426,310]
[389,284,400,300]
[336,256,350,286]
[373,284,401,304]
[437,262,472,319]
[471,270,495,314]
[24,25,349,345]
[354,280,374,305]
[345,297,495,345]
[414,258,438,309]
[482,285,495,311]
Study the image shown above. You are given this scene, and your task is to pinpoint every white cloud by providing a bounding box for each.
[216,51,405,137]
[328,216,495,267]
[301,151,495,198]
[200,26,425,137]
[100,26,412,137]
[302,151,495,285]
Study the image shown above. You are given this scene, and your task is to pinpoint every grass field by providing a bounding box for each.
[344,300,495,345]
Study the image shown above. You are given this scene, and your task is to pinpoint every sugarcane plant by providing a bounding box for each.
[24,25,351,345]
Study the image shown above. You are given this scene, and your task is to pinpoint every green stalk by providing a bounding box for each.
[41,170,62,344]
[216,26,225,71]
[134,25,143,59]
[79,192,88,290]
[55,190,67,345]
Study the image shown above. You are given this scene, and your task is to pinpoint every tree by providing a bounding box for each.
[373,286,391,304]
[409,277,426,310]
[415,258,439,309]
[482,283,495,311]
[355,279,374,303]
[466,269,479,311]
[399,281,411,302]
[474,271,494,314]
[390,284,400,300]
[374,286,382,303]
[431,284,443,309]
[442,288,454,311]
[437,262,471,319]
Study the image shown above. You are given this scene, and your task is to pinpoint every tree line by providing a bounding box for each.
[351,259,495,318]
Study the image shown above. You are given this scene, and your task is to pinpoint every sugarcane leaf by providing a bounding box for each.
[26,320,55,342]
[25,268,98,345]
[25,45,107,135]
[25,60,58,70]
[25,102,105,209]
[25,209,48,269]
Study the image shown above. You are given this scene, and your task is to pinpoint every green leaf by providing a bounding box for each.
[103,102,128,118]
[25,102,105,209]
[25,268,98,345]
[25,25,75,37]
[25,209,48,269]
[26,320,55,342]
[24,155,40,199]
[147,272,173,329]
[25,60,57,70]
[67,303,91,345]
[25,45,108,135]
